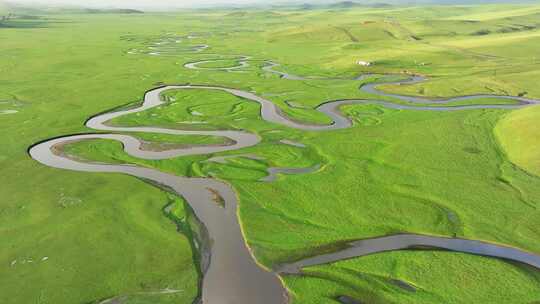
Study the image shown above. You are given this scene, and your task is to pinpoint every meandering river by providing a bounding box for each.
[29,56,540,303]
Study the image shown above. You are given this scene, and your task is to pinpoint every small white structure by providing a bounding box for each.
[357,60,372,66]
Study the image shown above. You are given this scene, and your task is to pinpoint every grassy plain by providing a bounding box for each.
[495,105,540,177]
[1,3,540,304]
[284,250,540,304]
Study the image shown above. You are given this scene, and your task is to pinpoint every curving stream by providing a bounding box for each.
[184,56,251,71]
[29,57,540,303]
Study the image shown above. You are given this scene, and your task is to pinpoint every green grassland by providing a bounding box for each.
[284,250,540,304]
[1,3,540,304]
[192,58,246,69]
[495,105,540,176]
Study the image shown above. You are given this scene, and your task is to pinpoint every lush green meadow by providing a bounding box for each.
[1,3,540,304]
[284,250,540,304]
[496,105,540,176]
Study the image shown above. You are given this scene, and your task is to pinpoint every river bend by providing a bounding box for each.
[29,58,540,304]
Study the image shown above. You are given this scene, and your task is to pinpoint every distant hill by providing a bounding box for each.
[300,3,316,10]
[329,1,361,8]
[292,1,390,10]
[0,2,145,15]
[81,8,144,14]
[225,10,283,18]
[329,1,392,8]
[286,0,540,10]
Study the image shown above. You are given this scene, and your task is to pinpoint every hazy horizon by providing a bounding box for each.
[2,0,305,10]
[3,0,268,10]
[2,0,538,11]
